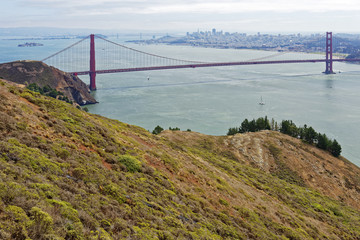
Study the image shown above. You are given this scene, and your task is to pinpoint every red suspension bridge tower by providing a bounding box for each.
[324,32,334,74]
[89,34,97,91]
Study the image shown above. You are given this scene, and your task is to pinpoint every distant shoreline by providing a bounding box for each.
[18,42,44,47]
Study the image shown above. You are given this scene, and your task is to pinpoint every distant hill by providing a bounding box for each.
[0,80,360,239]
[346,51,360,61]
[0,61,97,105]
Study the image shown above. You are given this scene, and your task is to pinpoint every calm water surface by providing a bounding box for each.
[1,37,360,165]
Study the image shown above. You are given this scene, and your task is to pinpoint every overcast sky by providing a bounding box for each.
[2,0,360,34]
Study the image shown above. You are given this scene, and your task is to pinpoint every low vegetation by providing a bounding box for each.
[0,81,360,239]
[152,126,189,135]
[26,83,73,104]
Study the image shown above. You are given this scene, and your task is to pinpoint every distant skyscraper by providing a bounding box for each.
[212,28,216,35]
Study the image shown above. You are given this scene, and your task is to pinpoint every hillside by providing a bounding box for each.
[0,80,360,239]
[0,61,97,105]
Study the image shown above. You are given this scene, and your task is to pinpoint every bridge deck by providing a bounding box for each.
[70,58,360,75]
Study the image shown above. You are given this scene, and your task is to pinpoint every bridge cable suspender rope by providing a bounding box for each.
[94,35,206,65]
[41,36,90,62]
[95,35,292,65]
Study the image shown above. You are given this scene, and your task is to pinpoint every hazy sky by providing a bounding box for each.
[2,0,360,33]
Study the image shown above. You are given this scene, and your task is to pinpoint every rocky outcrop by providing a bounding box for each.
[0,60,97,105]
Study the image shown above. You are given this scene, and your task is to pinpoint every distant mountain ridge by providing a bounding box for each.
[0,60,97,105]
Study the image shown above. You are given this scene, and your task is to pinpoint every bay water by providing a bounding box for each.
[1,36,360,165]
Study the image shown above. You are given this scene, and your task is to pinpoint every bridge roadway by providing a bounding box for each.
[70,58,360,75]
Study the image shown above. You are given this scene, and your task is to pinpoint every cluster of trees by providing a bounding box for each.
[227,116,272,135]
[279,120,341,157]
[152,126,191,135]
[227,117,341,157]
[26,83,72,104]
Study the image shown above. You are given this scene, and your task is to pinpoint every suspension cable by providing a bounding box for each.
[41,36,90,62]
[95,35,206,64]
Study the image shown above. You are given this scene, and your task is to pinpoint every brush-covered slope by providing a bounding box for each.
[0,61,97,105]
[0,80,360,239]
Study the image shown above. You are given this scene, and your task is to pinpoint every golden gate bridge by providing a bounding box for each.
[41,32,360,91]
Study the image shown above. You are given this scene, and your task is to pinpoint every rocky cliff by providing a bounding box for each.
[0,60,97,105]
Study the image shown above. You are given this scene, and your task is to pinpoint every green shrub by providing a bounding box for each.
[72,168,87,179]
[102,184,126,204]
[16,121,28,131]
[65,222,85,240]
[29,207,54,238]
[5,205,30,225]
[48,199,80,222]
[26,83,72,104]
[118,155,141,173]
[219,198,229,206]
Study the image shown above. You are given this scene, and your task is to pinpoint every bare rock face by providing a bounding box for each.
[0,60,97,105]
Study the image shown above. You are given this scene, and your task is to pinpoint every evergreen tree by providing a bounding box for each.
[227,127,240,136]
[274,121,279,131]
[248,119,257,132]
[329,139,342,157]
[317,133,330,150]
[264,116,271,130]
[43,85,52,94]
[152,125,164,135]
[255,116,270,131]
[271,118,276,131]
[239,119,250,133]
[304,127,317,144]
[48,89,59,98]
[27,83,42,93]
[280,120,298,137]
[298,126,304,140]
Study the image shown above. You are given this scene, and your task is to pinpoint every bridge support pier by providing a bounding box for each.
[89,34,97,91]
[324,32,335,74]
[89,72,96,91]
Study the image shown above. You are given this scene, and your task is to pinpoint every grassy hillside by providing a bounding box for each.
[0,80,360,239]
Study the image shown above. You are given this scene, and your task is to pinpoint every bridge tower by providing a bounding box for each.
[89,34,97,90]
[324,32,334,74]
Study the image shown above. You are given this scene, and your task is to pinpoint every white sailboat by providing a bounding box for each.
[259,96,265,105]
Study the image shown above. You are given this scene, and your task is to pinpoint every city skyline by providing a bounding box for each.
[1,0,360,34]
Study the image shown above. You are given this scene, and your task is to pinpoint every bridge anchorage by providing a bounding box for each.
[41,32,360,91]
